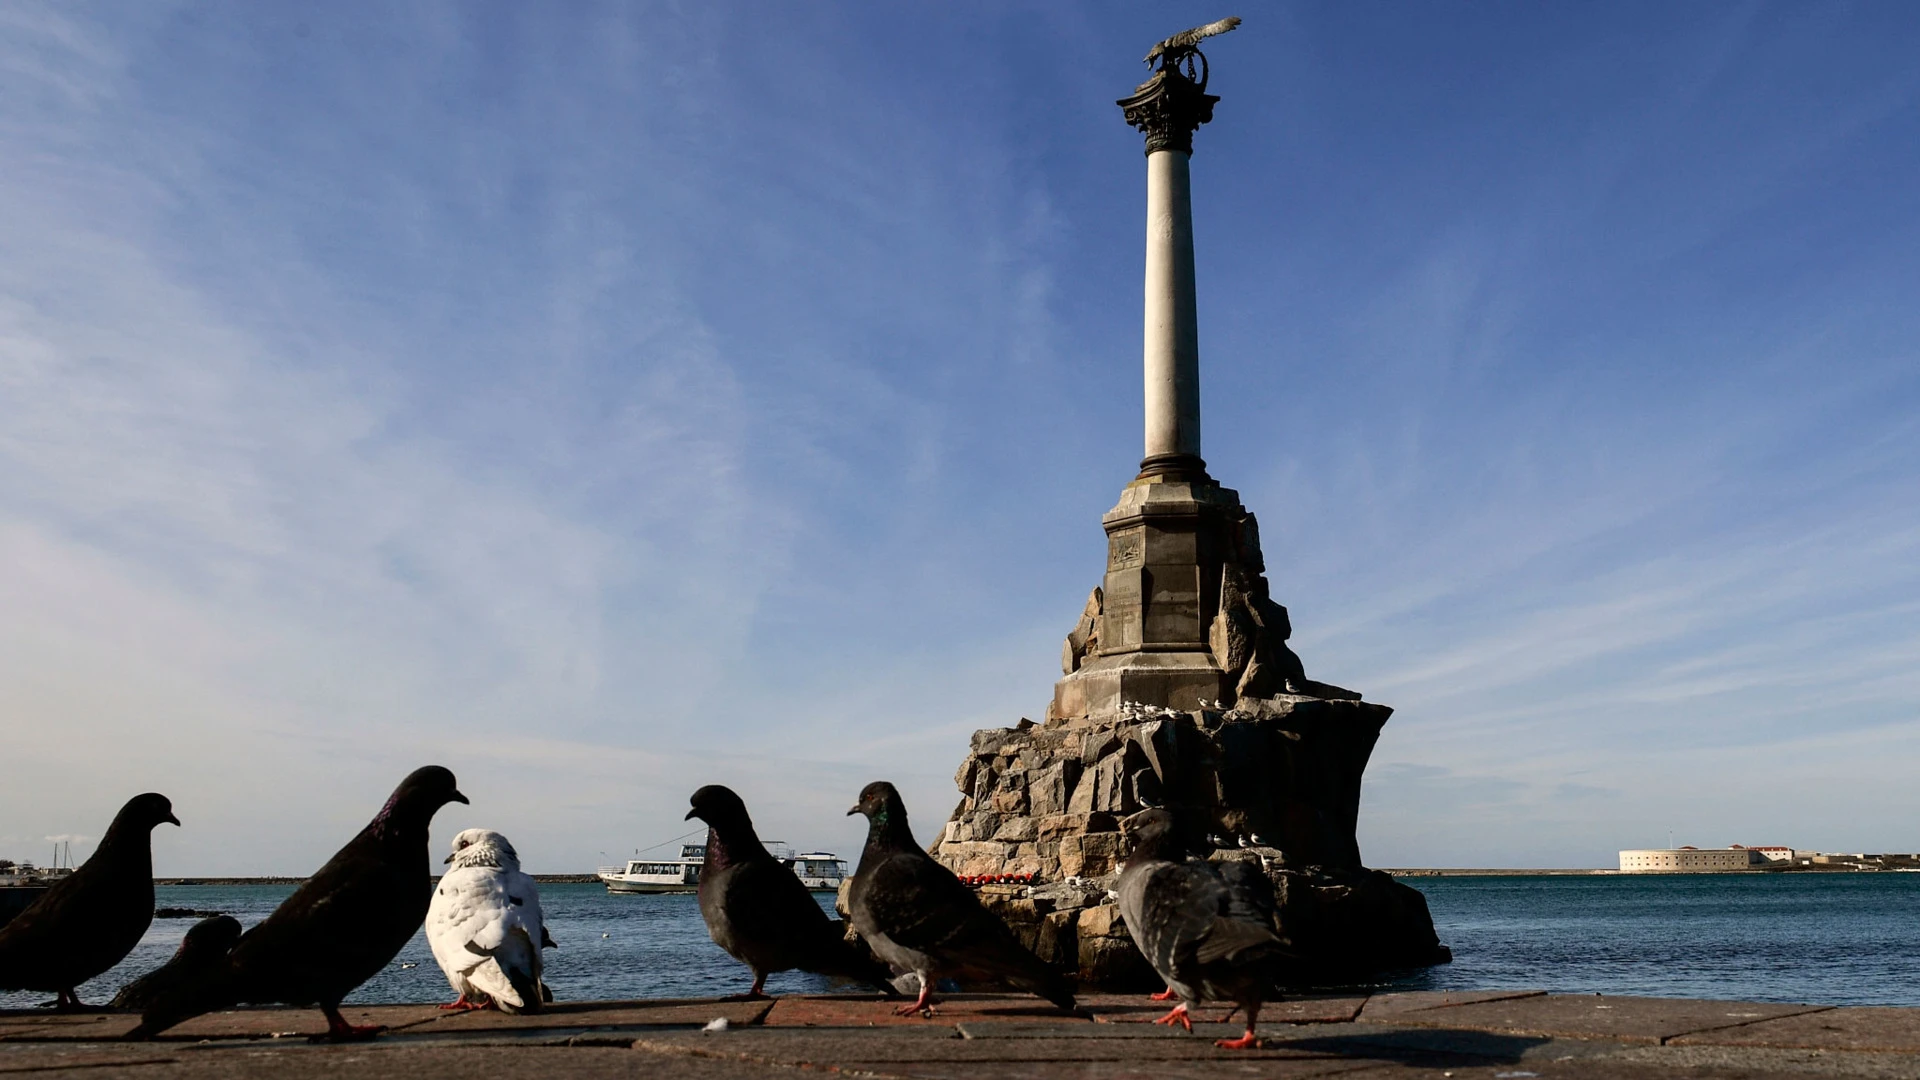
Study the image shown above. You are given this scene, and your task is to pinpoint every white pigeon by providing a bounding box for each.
[425,828,554,1013]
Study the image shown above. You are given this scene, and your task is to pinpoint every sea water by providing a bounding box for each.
[6,873,1919,1010]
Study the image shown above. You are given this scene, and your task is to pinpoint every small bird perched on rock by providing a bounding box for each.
[127,766,467,1041]
[426,828,553,1013]
[1116,808,1291,1050]
[686,785,896,999]
[0,792,179,1009]
[846,781,1075,1016]
[110,915,242,1012]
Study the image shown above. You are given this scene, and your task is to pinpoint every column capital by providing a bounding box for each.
[1118,61,1219,155]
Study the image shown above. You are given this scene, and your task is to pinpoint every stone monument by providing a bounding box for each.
[928,19,1449,986]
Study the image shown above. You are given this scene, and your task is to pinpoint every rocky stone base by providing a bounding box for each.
[921,697,1449,989]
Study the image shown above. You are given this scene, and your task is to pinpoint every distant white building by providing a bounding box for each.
[1618,847,1763,873]
[1747,846,1795,862]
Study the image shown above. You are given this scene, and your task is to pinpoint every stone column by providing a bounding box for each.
[1142,149,1202,472]
[1047,58,1242,724]
[1119,59,1218,481]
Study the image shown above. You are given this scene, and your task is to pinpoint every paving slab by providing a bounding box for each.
[1377,993,1832,1045]
[1080,991,1368,1025]
[1357,989,1549,1021]
[0,1010,143,1042]
[424,997,775,1034]
[761,992,1082,1027]
[0,1043,803,1079]
[640,1033,1374,1080]
[163,1004,448,1041]
[644,1026,1335,1060]
[7,993,1920,1078]
[1666,1005,1920,1053]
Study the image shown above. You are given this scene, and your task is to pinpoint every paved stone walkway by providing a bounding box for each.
[6,991,1920,1077]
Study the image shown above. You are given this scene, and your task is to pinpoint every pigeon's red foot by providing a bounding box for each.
[893,983,937,1017]
[723,975,771,1002]
[1214,1030,1261,1050]
[1152,1003,1193,1033]
[1214,1002,1261,1049]
[1149,987,1178,1002]
[438,994,488,1012]
[315,1006,386,1043]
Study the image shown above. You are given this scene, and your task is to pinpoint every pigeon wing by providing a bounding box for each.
[1144,15,1242,62]
[426,866,506,993]
[225,838,426,1006]
[1130,862,1230,981]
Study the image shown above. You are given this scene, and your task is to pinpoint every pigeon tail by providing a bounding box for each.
[1003,966,1079,1012]
[125,960,244,1040]
[805,936,903,996]
[464,928,543,1013]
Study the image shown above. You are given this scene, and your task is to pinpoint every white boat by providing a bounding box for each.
[597,844,706,894]
[787,851,850,891]
[596,842,848,894]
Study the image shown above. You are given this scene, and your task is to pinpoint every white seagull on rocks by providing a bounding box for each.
[426,828,555,1013]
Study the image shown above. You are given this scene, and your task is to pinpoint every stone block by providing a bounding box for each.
[991,786,1028,816]
[967,811,1000,841]
[1034,909,1079,966]
[1057,832,1124,878]
[954,756,978,796]
[971,728,1025,758]
[993,816,1038,843]
[1036,812,1117,839]
[1080,729,1121,765]
[1027,760,1079,817]
[1090,753,1129,813]
[1077,902,1125,940]
[1065,769,1095,815]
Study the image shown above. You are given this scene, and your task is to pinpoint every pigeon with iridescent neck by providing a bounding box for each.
[0,793,179,1009]
[687,785,895,999]
[846,781,1075,1016]
[127,767,467,1041]
[1117,808,1292,1050]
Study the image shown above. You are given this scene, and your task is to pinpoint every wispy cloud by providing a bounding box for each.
[1,3,1916,872]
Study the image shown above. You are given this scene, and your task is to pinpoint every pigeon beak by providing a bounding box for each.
[845,804,860,816]
[443,852,456,864]
[449,789,469,805]
[166,812,181,827]
[683,808,698,821]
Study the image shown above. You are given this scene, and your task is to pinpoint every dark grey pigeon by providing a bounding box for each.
[686,785,896,998]
[0,793,179,1009]
[846,781,1076,1016]
[110,915,242,1011]
[127,766,467,1041]
[1115,808,1292,1049]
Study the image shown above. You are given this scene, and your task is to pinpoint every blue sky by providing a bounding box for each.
[1,2,1916,874]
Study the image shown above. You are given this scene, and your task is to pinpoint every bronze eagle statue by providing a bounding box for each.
[1143,16,1241,67]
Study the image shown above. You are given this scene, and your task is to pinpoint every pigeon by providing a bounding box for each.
[425,828,554,1013]
[686,785,895,999]
[846,781,1075,1016]
[0,793,179,1009]
[109,915,242,1012]
[1116,808,1291,1049]
[127,766,467,1041]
